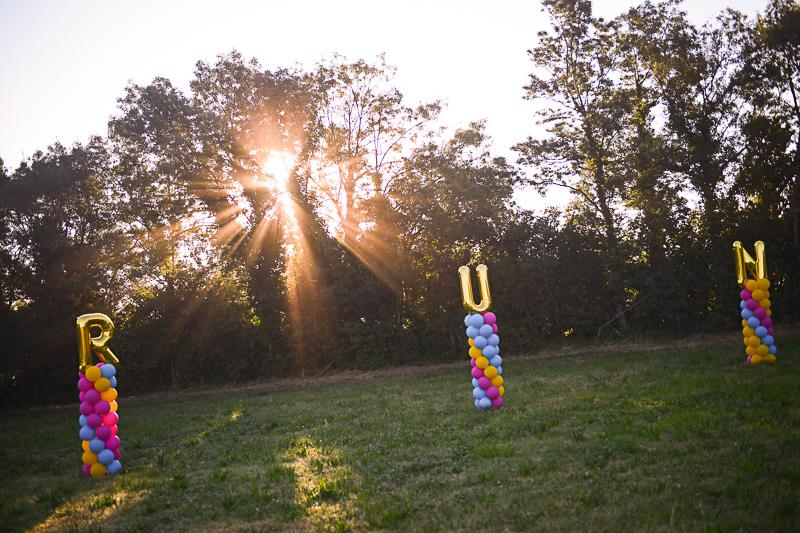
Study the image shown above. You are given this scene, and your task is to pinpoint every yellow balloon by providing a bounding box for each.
[759,299,771,309]
[746,345,756,356]
[751,354,764,364]
[491,375,504,387]
[757,278,770,290]
[498,386,505,396]
[741,319,748,328]
[94,377,111,392]
[110,400,118,412]
[82,440,91,452]
[765,354,777,363]
[751,289,765,301]
[85,366,101,382]
[756,344,769,356]
[747,336,761,347]
[476,356,489,369]
[484,365,498,379]
[82,451,98,465]
[468,338,475,347]
[745,279,758,292]
[469,347,482,359]
[101,388,118,402]
[743,327,754,337]
[90,463,107,478]
[767,309,772,317]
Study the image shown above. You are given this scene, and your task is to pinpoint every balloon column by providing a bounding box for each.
[76,313,123,477]
[459,264,505,410]
[733,241,777,365]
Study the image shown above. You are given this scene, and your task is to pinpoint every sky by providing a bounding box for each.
[0,0,766,209]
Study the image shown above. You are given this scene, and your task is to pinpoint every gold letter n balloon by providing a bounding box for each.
[76,313,123,477]
[734,241,777,364]
[460,264,505,409]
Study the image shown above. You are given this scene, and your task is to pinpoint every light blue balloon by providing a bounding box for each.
[89,438,105,453]
[464,314,472,327]
[747,317,761,328]
[473,387,486,399]
[100,364,116,379]
[479,324,493,337]
[488,334,500,346]
[108,460,122,475]
[110,376,117,388]
[762,335,774,346]
[497,366,503,376]
[740,300,747,310]
[79,415,88,427]
[466,326,479,339]
[474,336,488,349]
[490,355,503,367]
[468,314,484,328]
[482,345,496,358]
[741,309,753,319]
[755,326,768,337]
[98,449,115,465]
[769,344,777,354]
[79,426,95,440]
[472,378,479,388]
[479,397,492,409]
[474,399,482,409]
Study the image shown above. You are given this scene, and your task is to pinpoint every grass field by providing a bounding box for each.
[1,335,799,532]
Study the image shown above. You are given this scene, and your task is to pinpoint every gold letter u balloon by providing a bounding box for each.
[458,264,492,313]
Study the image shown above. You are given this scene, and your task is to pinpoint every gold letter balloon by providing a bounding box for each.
[734,241,777,364]
[460,265,505,409]
[76,313,123,477]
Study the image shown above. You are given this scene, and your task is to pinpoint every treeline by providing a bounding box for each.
[1,0,798,404]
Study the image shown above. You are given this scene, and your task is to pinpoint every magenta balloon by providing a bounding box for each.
[102,412,119,427]
[470,358,476,367]
[491,323,498,334]
[746,298,759,310]
[110,424,118,436]
[82,464,92,476]
[96,425,111,440]
[482,312,497,325]
[94,400,110,415]
[113,448,120,460]
[754,307,766,318]
[471,367,484,379]
[106,435,121,450]
[739,289,751,300]
[478,377,491,389]
[84,389,101,404]
[86,413,102,428]
[486,386,499,399]
[79,402,94,416]
[78,377,93,392]
[762,317,773,327]
[492,397,504,408]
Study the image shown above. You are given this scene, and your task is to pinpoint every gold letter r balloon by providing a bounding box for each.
[76,313,119,372]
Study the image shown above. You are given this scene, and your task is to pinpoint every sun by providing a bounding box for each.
[262,151,296,201]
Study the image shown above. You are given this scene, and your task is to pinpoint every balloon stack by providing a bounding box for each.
[733,241,777,365]
[76,313,122,477]
[458,264,505,410]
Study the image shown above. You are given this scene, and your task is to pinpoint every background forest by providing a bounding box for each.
[1,0,799,404]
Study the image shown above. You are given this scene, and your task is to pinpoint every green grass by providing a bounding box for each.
[2,337,800,532]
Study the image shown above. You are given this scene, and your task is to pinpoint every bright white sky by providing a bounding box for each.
[0,0,764,209]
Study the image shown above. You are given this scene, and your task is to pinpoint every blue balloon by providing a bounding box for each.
[474,398,482,409]
[100,364,116,379]
[478,397,492,409]
[473,387,486,399]
[740,300,747,310]
[762,335,774,346]
[89,438,106,453]
[755,326,768,337]
[482,345,496,358]
[474,336,488,349]
[488,334,500,346]
[497,366,503,376]
[464,314,472,327]
[472,378,479,388]
[79,426,95,441]
[490,355,503,367]
[466,326,479,339]
[468,314,484,328]
[79,415,88,427]
[747,317,761,328]
[478,324,493,337]
[769,344,777,355]
[98,449,115,465]
[110,376,117,388]
[107,460,122,475]
[741,309,753,319]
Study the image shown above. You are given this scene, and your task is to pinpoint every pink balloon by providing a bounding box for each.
[87,413,102,428]
[82,464,92,476]
[102,412,119,427]
[85,389,100,404]
[110,425,118,436]
[471,367,484,379]
[486,386,499,399]
[478,377,491,389]
[94,400,110,415]
[768,326,774,335]
[762,317,773,327]
[79,402,94,416]
[106,435,121,451]
[113,449,120,460]
[746,355,752,364]
[739,289,751,300]
[96,425,111,440]
[470,358,476,367]
[482,312,497,325]
[754,307,766,318]
[79,391,86,402]
[746,298,759,310]
[78,377,93,391]
[491,324,498,334]
[492,397,504,408]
